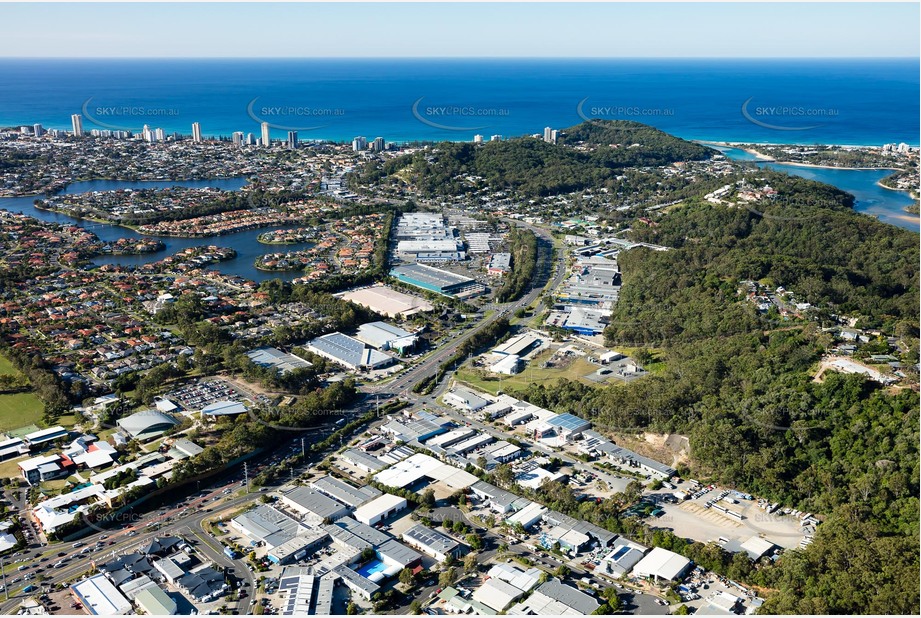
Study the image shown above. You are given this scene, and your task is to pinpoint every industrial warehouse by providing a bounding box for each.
[389,263,486,299]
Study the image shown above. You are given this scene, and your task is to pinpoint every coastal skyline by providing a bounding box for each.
[0,2,918,59]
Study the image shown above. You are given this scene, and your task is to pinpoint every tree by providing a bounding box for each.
[421,488,436,508]
[361,547,376,562]
[399,568,414,586]
[410,600,423,615]
[463,552,479,573]
[439,567,458,588]
[674,605,690,615]
[346,601,359,615]
[466,533,484,551]
[555,565,570,579]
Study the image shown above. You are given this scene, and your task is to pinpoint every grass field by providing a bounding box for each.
[0,355,22,376]
[0,391,45,432]
[455,352,603,396]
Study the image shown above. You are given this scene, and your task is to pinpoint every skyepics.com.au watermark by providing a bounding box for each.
[92,106,180,118]
[81,97,181,131]
[246,97,345,131]
[577,97,675,122]
[412,97,509,131]
[741,97,838,131]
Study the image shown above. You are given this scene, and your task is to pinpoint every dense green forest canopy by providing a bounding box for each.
[369,120,714,198]
[611,170,919,345]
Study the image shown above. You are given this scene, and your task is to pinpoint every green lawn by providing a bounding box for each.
[455,352,602,396]
[0,354,22,377]
[0,392,45,432]
[0,456,28,479]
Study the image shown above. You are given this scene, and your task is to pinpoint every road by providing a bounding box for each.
[365,218,562,398]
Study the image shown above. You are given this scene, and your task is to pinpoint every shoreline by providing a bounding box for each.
[703,141,904,171]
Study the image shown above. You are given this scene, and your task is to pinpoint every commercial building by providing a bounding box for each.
[536,413,592,442]
[333,564,380,600]
[487,563,543,592]
[598,541,647,578]
[71,574,132,615]
[396,239,465,262]
[116,410,179,440]
[389,264,486,299]
[402,524,464,562]
[337,285,434,318]
[373,453,478,491]
[279,487,351,524]
[508,579,600,615]
[381,418,446,443]
[489,354,522,375]
[201,400,247,417]
[631,546,692,583]
[473,578,525,612]
[507,501,547,530]
[355,321,419,354]
[310,476,382,510]
[583,430,676,479]
[191,122,202,143]
[246,347,313,375]
[492,333,542,358]
[487,252,512,276]
[443,387,489,412]
[71,114,84,137]
[353,493,407,526]
[341,448,387,473]
[278,566,336,616]
[231,504,308,549]
[134,585,178,615]
[306,332,394,371]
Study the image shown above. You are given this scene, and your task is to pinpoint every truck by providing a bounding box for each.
[224,547,240,560]
[22,585,36,594]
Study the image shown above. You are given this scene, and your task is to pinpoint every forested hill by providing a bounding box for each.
[608,170,919,345]
[374,120,715,198]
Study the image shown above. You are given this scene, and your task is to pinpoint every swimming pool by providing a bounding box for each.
[356,559,387,579]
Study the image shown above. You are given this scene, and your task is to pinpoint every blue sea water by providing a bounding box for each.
[0,58,917,146]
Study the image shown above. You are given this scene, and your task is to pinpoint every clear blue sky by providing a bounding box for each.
[2,2,918,58]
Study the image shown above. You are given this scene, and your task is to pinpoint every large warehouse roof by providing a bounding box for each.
[310,476,382,509]
[116,410,179,438]
[631,546,691,581]
[374,453,478,490]
[246,347,313,374]
[307,332,393,370]
[71,574,132,615]
[337,285,434,318]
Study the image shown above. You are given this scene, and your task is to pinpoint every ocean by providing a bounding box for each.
[0,58,918,146]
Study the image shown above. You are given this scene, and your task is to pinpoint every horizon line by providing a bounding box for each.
[1,56,919,60]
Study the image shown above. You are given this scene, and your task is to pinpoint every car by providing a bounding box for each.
[127,531,138,537]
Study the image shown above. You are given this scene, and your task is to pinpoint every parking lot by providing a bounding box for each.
[647,481,806,549]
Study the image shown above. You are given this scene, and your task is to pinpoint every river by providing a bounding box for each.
[0,159,915,286]
[0,178,312,283]
[715,146,920,232]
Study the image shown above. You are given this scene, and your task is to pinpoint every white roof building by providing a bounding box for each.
[307,332,394,371]
[507,502,547,530]
[630,546,692,582]
[71,574,132,615]
[355,321,418,353]
[473,578,525,611]
[353,494,407,526]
